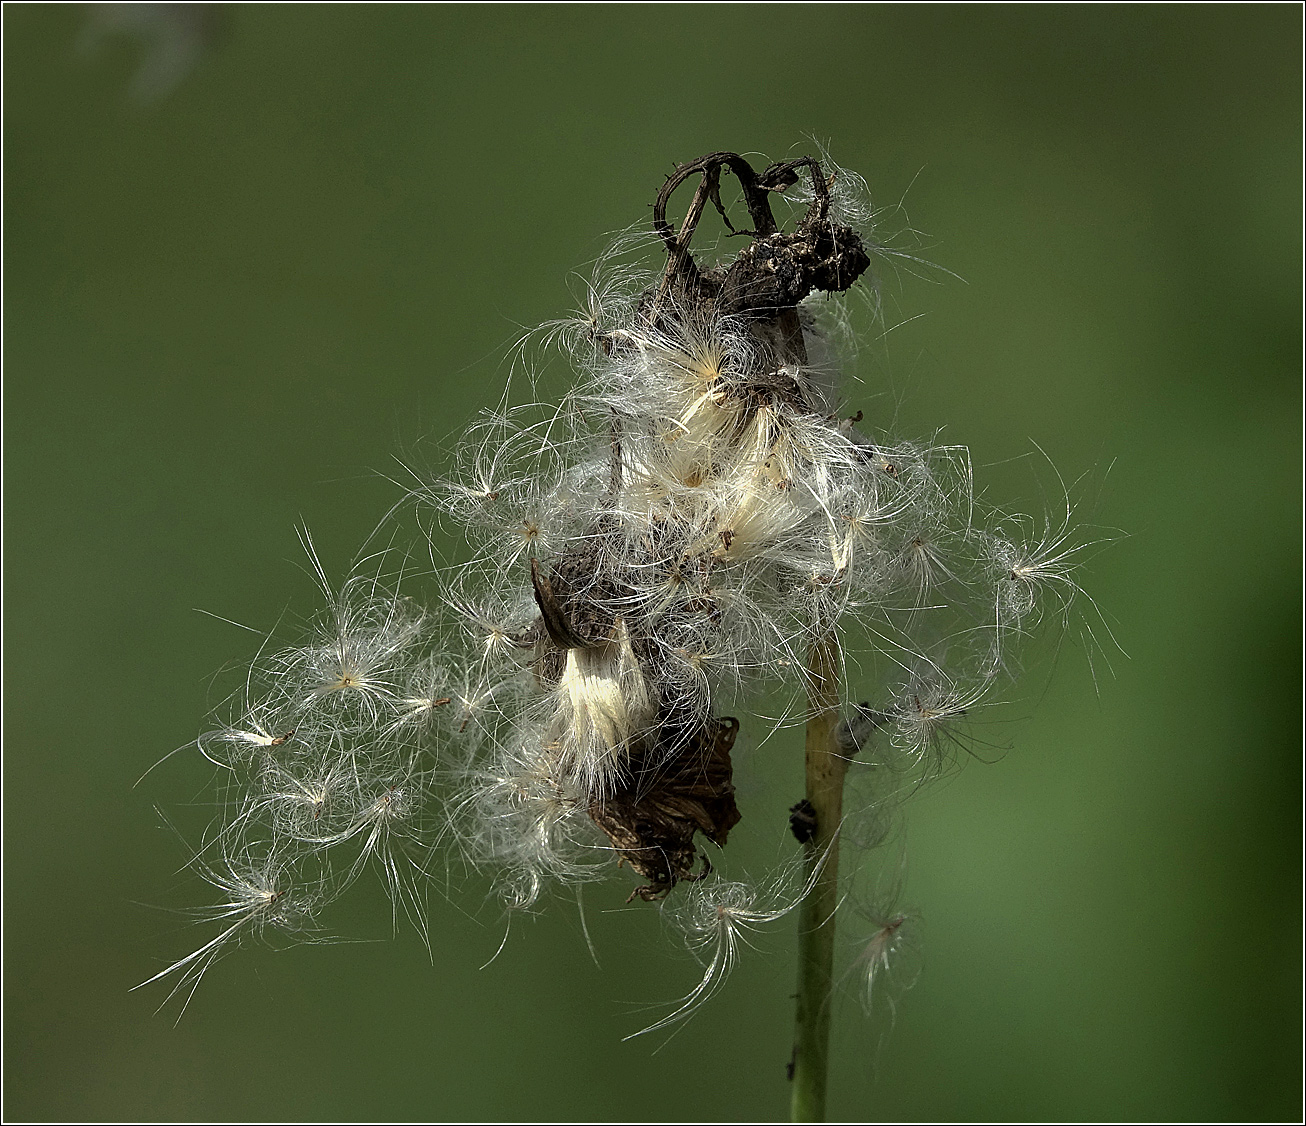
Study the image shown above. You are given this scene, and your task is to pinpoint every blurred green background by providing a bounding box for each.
[5,5,1300,1121]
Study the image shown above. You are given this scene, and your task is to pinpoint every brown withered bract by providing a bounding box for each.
[588,716,743,902]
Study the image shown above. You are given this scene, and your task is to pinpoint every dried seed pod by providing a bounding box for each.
[589,716,742,901]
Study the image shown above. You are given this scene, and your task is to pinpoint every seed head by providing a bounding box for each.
[144,149,1095,1041]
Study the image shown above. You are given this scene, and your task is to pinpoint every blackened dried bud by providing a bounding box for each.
[836,701,895,758]
[718,218,871,316]
[788,798,818,844]
[589,716,742,901]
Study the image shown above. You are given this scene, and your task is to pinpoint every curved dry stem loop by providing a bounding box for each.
[652,152,833,316]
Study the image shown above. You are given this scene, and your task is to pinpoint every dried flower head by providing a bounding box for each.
[144,149,1092,1063]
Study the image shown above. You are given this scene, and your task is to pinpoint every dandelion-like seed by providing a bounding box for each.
[145,146,1096,1118]
[135,845,321,1020]
[850,908,920,1020]
[630,869,811,1041]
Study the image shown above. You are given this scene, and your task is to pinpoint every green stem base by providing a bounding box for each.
[790,636,846,1122]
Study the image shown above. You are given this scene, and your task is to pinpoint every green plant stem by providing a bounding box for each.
[790,634,846,1122]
